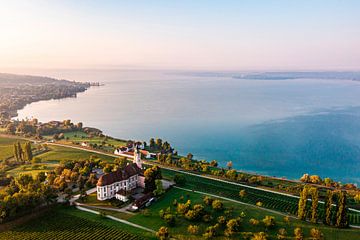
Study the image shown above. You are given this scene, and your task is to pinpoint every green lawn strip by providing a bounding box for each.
[128,188,360,239]
[37,145,116,163]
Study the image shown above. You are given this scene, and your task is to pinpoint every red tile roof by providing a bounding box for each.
[97,163,143,186]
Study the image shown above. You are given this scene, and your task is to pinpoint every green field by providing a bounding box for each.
[45,131,128,153]
[0,206,154,240]
[127,187,360,239]
[0,137,25,161]
[38,145,116,163]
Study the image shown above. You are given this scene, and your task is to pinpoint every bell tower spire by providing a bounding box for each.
[134,145,142,169]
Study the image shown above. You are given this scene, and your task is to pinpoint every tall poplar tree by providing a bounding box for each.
[335,191,348,228]
[324,190,333,225]
[310,187,319,223]
[13,143,19,161]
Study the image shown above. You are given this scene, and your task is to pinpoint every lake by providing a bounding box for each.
[16,69,360,184]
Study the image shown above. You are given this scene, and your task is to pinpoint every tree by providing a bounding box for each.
[297,186,309,220]
[103,164,113,173]
[156,226,169,240]
[310,228,324,240]
[163,214,175,226]
[17,142,23,161]
[173,174,186,185]
[252,232,267,240]
[335,191,348,228]
[203,225,217,239]
[144,166,162,193]
[203,196,213,206]
[13,143,19,161]
[6,123,16,134]
[153,179,165,196]
[239,189,246,198]
[114,157,127,169]
[300,173,310,183]
[294,227,304,240]
[212,200,223,211]
[324,190,333,225]
[149,138,155,150]
[226,161,233,170]
[23,142,33,161]
[187,225,199,235]
[210,160,218,167]
[262,216,275,229]
[354,193,360,203]
[277,228,287,240]
[310,187,319,223]
[249,218,260,226]
[156,138,163,150]
[225,218,241,237]
[77,122,83,129]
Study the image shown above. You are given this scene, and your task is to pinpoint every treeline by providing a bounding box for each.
[0,155,104,223]
[148,138,175,154]
[0,173,57,223]
[297,186,348,228]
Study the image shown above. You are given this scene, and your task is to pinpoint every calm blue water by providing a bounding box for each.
[16,69,360,184]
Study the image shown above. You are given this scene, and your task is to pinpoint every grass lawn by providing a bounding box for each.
[127,188,360,240]
[0,137,25,161]
[37,145,116,163]
[45,131,128,153]
[0,205,155,240]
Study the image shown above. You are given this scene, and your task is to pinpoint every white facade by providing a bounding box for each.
[97,150,144,201]
[97,175,139,201]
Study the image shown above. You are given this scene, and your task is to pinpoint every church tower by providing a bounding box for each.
[134,146,142,169]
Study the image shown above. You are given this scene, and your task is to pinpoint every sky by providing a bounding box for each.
[0,0,360,71]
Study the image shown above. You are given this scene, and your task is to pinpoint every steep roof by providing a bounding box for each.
[97,163,143,186]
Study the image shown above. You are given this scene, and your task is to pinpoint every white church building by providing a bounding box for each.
[97,148,145,201]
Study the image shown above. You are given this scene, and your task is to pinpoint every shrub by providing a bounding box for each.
[156,226,169,240]
[294,227,304,240]
[252,232,267,240]
[249,218,260,225]
[262,216,275,229]
[164,214,175,226]
[277,228,287,240]
[239,189,246,198]
[212,200,223,211]
[187,225,199,235]
[203,196,213,206]
[310,228,324,240]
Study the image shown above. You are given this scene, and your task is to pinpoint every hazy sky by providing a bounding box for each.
[1,0,360,71]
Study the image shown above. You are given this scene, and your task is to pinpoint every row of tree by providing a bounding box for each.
[13,141,33,162]
[297,186,348,228]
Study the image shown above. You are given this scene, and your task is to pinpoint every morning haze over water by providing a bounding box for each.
[17,69,360,185]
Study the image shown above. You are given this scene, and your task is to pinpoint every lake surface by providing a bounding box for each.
[17,69,360,184]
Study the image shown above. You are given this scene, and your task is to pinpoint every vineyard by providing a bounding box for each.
[0,207,142,240]
[161,168,360,226]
